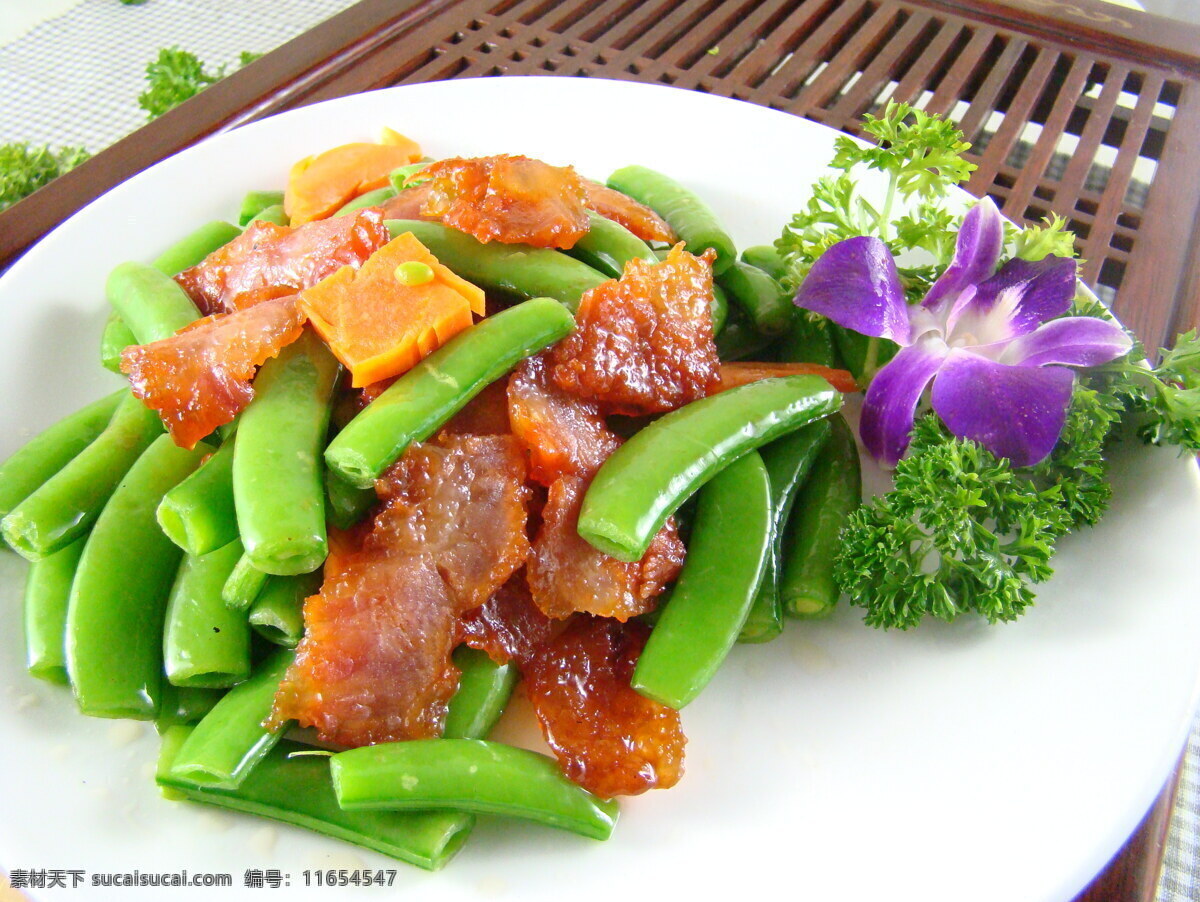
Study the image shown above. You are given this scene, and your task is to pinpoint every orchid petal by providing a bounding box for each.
[997,315,1133,367]
[860,335,949,465]
[970,256,1077,337]
[931,351,1075,467]
[923,197,1004,314]
[793,236,911,345]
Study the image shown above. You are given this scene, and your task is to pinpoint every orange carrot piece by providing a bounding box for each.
[300,231,485,388]
[285,134,423,226]
[714,361,859,395]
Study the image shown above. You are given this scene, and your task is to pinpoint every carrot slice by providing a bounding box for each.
[284,134,423,226]
[300,231,486,388]
[714,361,859,395]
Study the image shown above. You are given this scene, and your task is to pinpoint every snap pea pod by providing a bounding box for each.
[238,190,284,226]
[248,571,321,648]
[606,165,736,274]
[250,204,289,226]
[151,220,242,277]
[164,541,252,688]
[832,326,898,386]
[66,434,209,719]
[156,684,224,733]
[0,389,123,522]
[331,739,619,841]
[335,186,396,216]
[105,261,203,345]
[157,437,238,556]
[101,314,138,372]
[714,307,774,361]
[234,330,340,575]
[2,392,164,560]
[740,244,789,282]
[157,727,472,870]
[632,452,772,709]
[23,537,86,685]
[221,551,269,611]
[324,469,377,530]
[578,375,842,562]
[653,246,729,334]
[777,315,839,368]
[327,297,575,488]
[385,220,607,311]
[780,415,862,619]
[717,259,795,336]
[738,421,831,644]
[167,648,293,789]
[443,647,518,741]
[567,211,657,278]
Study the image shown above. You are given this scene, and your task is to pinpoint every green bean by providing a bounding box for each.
[578,375,842,562]
[606,165,736,274]
[715,307,774,361]
[152,221,242,276]
[101,313,138,372]
[250,204,289,226]
[738,421,832,644]
[164,541,252,688]
[238,191,284,227]
[234,330,340,575]
[633,452,772,708]
[23,537,86,685]
[335,186,396,216]
[0,389,123,522]
[567,211,657,278]
[385,220,606,311]
[66,434,209,719]
[156,684,224,733]
[740,244,789,282]
[2,392,164,560]
[717,259,795,336]
[777,315,839,368]
[157,727,471,870]
[654,246,729,334]
[105,261,202,345]
[248,571,320,648]
[324,468,377,530]
[157,437,238,556]
[780,415,862,619]
[167,648,293,789]
[221,551,269,611]
[443,647,518,741]
[331,739,619,840]
[327,297,575,488]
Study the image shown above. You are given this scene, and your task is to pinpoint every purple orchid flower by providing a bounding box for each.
[794,197,1132,467]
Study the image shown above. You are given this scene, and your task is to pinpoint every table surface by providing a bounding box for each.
[0,2,1198,901]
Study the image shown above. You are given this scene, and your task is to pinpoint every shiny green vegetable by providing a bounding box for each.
[606,165,735,273]
[0,389,122,522]
[738,421,831,643]
[105,261,202,345]
[250,204,288,226]
[740,244,789,282]
[157,437,237,556]
[164,541,252,688]
[157,727,472,870]
[385,220,606,311]
[2,392,163,560]
[66,434,208,718]
[156,684,224,733]
[443,647,518,741]
[23,537,86,685]
[248,571,320,648]
[578,375,842,562]
[324,469,377,530]
[331,739,619,841]
[221,551,269,611]
[781,415,862,618]
[778,315,838,368]
[714,307,773,361]
[167,648,292,789]
[567,211,657,278]
[633,452,772,708]
[152,220,242,276]
[327,297,575,489]
[717,259,794,336]
[234,330,340,575]
[101,314,138,372]
[335,186,396,216]
[238,191,284,226]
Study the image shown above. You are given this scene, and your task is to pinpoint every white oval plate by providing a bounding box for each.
[2,76,1199,902]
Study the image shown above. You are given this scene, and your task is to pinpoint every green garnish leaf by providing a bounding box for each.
[0,143,91,212]
[138,47,261,120]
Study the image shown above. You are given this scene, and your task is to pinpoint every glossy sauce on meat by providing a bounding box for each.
[582,180,676,243]
[456,573,556,665]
